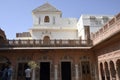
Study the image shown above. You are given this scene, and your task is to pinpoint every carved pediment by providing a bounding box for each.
[32,2,61,13]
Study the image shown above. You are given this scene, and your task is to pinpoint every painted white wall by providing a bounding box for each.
[28,29,78,40]
[77,15,113,39]
[32,12,77,27]
[77,15,85,39]
[32,13,61,26]
[27,11,78,40]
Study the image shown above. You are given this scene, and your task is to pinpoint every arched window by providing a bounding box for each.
[81,61,90,74]
[116,59,120,78]
[100,63,105,80]
[109,61,116,79]
[44,16,50,22]
[43,36,50,44]
[104,62,110,80]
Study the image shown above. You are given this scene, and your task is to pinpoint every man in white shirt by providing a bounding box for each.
[25,66,32,80]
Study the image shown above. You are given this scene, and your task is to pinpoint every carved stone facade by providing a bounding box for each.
[0,49,95,80]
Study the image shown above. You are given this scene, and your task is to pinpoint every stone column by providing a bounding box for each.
[103,63,107,80]
[94,64,98,80]
[54,65,58,80]
[32,69,35,80]
[108,62,112,80]
[98,63,102,80]
[75,64,79,80]
[114,61,119,80]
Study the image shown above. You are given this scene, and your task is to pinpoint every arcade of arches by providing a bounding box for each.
[98,51,120,80]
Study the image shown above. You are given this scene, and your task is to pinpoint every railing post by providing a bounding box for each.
[79,39,81,46]
[54,39,56,46]
[27,39,30,45]
[13,39,15,45]
[18,39,21,45]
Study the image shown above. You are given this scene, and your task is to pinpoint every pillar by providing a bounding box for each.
[94,63,99,80]
[114,61,119,80]
[103,62,107,80]
[54,65,58,80]
[75,64,79,80]
[32,69,35,80]
[98,63,101,80]
[108,61,112,80]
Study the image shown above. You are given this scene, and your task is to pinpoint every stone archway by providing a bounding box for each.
[116,59,120,79]
[109,61,116,80]
[104,62,110,80]
[100,63,105,80]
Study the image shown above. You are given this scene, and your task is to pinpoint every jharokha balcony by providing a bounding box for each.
[4,39,92,48]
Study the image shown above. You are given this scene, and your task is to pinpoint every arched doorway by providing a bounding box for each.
[116,59,120,79]
[61,56,73,80]
[43,36,50,45]
[39,56,52,80]
[109,61,116,80]
[100,63,105,80]
[104,62,110,80]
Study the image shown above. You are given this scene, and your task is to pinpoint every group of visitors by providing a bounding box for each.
[0,62,32,80]
[0,62,12,80]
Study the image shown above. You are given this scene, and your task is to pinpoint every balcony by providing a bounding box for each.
[2,39,92,48]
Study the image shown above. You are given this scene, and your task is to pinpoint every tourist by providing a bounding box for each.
[7,62,13,80]
[0,70,2,80]
[1,63,8,80]
[25,66,32,80]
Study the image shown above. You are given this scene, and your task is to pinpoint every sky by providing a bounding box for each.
[0,0,120,39]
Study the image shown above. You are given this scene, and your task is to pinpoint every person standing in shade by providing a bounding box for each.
[0,69,2,80]
[7,62,13,80]
[25,66,32,80]
[1,63,8,80]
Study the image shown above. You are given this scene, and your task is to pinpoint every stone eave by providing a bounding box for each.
[0,47,91,50]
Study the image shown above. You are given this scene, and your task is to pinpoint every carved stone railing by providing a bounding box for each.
[91,13,120,45]
[1,39,92,48]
